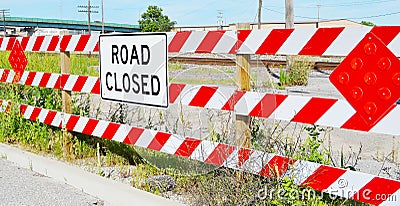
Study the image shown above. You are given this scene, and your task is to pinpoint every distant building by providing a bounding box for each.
[171,19,366,31]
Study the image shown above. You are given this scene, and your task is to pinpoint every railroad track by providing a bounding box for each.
[169,57,339,70]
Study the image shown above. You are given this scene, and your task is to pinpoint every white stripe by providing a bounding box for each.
[212,30,237,53]
[235,92,263,115]
[0,69,4,78]
[73,117,90,133]
[289,160,321,185]
[84,34,99,52]
[40,36,52,51]
[51,112,63,127]
[380,189,400,205]
[387,33,400,57]
[25,36,36,52]
[19,71,29,84]
[204,87,235,110]
[91,120,109,137]
[0,100,9,112]
[160,134,184,155]
[224,148,240,169]
[178,86,201,106]
[31,72,43,86]
[277,28,317,55]
[61,113,71,128]
[81,77,97,93]
[0,37,9,50]
[241,150,272,174]
[179,31,207,53]
[63,75,79,91]
[111,124,130,142]
[134,130,156,148]
[315,100,356,128]
[46,74,60,88]
[166,32,176,45]
[23,106,34,119]
[370,106,400,135]
[5,70,15,83]
[324,171,374,199]
[65,35,81,52]
[237,29,272,54]
[190,140,219,162]
[37,109,49,123]
[270,96,311,121]
[323,27,371,56]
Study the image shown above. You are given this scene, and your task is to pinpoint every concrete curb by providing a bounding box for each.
[0,143,184,206]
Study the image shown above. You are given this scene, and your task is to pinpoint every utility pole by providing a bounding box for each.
[285,0,294,29]
[317,4,321,28]
[78,0,99,34]
[257,0,262,29]
[217,10,223,30]
[0,9,10,37]
[101,0,104,33]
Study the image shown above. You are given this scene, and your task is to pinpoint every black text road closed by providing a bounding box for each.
[99,33,168,108]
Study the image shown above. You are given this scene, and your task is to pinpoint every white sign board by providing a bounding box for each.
[99,33,168,108]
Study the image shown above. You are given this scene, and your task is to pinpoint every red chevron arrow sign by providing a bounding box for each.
[8,39,27,83]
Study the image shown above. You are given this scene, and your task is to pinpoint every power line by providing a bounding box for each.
[0,9,10,37]
[78,0,99,34]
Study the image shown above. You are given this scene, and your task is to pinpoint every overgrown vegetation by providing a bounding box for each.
[0,51,367,205]
[279,56,314,87]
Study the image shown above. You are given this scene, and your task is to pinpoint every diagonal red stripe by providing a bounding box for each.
[204,144,236,166]
[292,97,337,124]
[169,83,186,104]
[38,73,51,87]
[47,36,59,51]
[221,90,246,111]
[299,27,344,55]
[371,26,400,45]
[300,165,346,191]
[0,38,3,49]
[229,30,251,54]
[25,72,36,85]
[6,37,16,50]
[29,108,42,121]
[72,76,88,92]
[168,31,192,52]
[65,115,80,131]
[101,123,120,140]
[43,110,57,125]
[59,35,72,52]
[188,86,218,107]
[174,137,201,158]
[249,94,288,118]
[350,176,400,205]
[93,41,99,52]
[0,69,10,82]
[195,30,226,53]
[256,29,294,54]
[147,132,172,151]
[123,127,145,145]
[75,34,91,52]
[91,78,100,94]
[238,148,253,167]
[20,37,30,50]
[259,155,296,178]
[32,36,45,51]
[82,119,99,135]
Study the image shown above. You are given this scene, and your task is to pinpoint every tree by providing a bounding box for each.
[138,5,176,32]
[361,21,376,26]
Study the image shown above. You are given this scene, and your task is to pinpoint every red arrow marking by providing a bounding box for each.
[8,40,28,83]
[330,32,400,130]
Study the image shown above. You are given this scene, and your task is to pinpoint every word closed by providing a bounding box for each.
[100,33,168,108]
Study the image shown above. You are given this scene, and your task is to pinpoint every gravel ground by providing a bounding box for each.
[0,157,103,206]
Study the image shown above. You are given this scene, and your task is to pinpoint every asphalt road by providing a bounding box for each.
[0,158,103,206]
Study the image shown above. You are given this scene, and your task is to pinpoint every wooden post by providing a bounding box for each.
[235,23,251,148]
[61,31,72,158]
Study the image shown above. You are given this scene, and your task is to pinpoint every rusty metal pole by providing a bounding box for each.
[61,31,72,158]
[235,23,251,148]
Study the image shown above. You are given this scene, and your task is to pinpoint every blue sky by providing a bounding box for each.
[2,0,400,26]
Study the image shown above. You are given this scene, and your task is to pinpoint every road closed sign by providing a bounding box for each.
[99,33,168,108]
